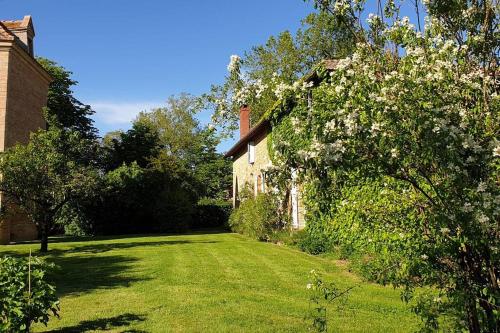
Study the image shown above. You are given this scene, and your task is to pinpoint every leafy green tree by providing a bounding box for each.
[37,58,97,139]
[190,129,232,200]
[104,122,162,170]
[135,94,202,163]
[136,94,232,200]
[0,128,99,252]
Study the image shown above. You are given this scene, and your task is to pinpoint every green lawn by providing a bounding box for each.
[1,232,418,332]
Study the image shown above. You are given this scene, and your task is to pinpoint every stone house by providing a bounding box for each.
[225,60,338,230]
[0,16,52,244]
[225,106,306,229]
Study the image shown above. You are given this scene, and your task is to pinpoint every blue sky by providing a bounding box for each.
[3,1,423,152]
[2,0,315,151]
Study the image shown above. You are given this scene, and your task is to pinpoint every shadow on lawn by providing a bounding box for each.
[48,239,219,255]
[48,254,144,297]
[44,228,230,245]
[45,313,148,333]
[2,237,221,297]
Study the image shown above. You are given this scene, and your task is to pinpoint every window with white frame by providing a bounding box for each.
[248,141,255,164]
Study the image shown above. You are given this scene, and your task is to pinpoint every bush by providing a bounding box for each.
[297,231,333,255]
[0,255,59,332]
[192,198,232,229]
[229,193,285,241]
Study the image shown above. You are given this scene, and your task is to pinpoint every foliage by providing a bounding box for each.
[204,11,357,135]
[268,1,499,331]
[189,130,232,200]
[67,94,230,236]
[0,255,59,332]
[229,193,286,241]
[297,229,333,255]
[0,128,100,252]
[37,58,97,139]
[103,122,162,170]
[134,94,232,200]
[192,198,232,229]
[306,269,353,332]
[72,162,195,235]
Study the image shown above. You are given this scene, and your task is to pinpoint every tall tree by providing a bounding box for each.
[37,58,97,139]
[104,123,162,170]
[135,94,232,199]
[269,0,499,331]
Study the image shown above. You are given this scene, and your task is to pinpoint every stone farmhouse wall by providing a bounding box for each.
[0,18,51,244]
[232,130,270,201]
[231,130,306,229]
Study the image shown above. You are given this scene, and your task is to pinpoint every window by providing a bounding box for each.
[248,141,255,164]
[256,175,262,194]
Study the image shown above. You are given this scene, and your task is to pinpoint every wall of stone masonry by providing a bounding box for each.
[0,44,48,244]
[232,130,306,229]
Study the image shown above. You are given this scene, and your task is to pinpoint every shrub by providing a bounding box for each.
[192,198,232,229]
[297,230,333,255]
[229,193,285,241]
[0,255,59,332]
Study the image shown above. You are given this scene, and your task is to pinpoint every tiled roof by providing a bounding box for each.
[323,59,339,70]
[0,16,33,41]
[1,20,24,30]
[1,16,32,31]
[0,22,15,40]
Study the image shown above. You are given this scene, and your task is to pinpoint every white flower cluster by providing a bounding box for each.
[274,82,292,99]
[227,54,241,73]
[367,13,381,26]
[232,79,268,106]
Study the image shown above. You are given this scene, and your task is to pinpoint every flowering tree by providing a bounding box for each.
[203,12,357,136]
[267,1,499,331]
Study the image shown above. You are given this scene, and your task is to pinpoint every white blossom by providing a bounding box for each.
[440,227,450,235]
[227,55,240,73]
[477,182,487,193]
[477,214,490,224]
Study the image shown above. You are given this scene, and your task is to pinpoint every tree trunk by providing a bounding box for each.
[466,293,481,333]
[40,222,48,253]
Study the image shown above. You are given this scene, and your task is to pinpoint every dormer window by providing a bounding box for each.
[248,141,255,164]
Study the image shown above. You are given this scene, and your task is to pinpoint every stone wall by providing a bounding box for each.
[232,130,306,228]
[0,42,50,244]
[5,46,47,147]
[0,45,9,151]
[232,130,270,201]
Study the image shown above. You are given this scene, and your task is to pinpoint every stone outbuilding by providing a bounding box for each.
[0,16,52,244]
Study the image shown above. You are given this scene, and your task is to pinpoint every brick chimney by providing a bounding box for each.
[240,105,250,138]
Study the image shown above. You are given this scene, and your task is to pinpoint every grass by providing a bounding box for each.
[1,231,419,332]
